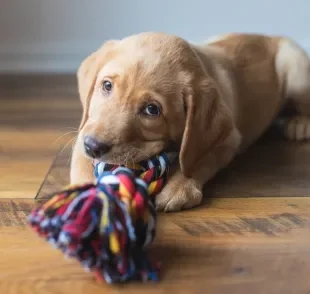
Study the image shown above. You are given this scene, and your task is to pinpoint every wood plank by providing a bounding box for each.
[0,96,81,129]
[0,129,76,198]
[171,197,310,238]
[0,199,35,226]
[208,137,310,197]
[36,135,310,200]
[0,74,81,198]
[1,198,310,293]
[35,148,72,199]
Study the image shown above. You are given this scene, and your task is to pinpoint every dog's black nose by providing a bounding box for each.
[83,136,111,158]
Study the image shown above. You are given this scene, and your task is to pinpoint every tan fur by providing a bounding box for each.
[70,32,310,212]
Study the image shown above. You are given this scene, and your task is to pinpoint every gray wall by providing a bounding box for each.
[1,0,309,73]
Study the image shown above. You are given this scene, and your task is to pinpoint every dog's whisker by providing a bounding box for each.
[66,137,78,167]
[124,152,130,167]
[128,153,135,167]
[53,131,79,146]
[56,136,77,159]
[128,145,150,159]
[61,127,79,131]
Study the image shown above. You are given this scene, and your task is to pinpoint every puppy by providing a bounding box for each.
[70,32,310,212]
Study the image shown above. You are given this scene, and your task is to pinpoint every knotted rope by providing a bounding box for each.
[28,152,172,284]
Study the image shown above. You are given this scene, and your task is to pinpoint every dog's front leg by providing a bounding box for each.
[156,139,239,212]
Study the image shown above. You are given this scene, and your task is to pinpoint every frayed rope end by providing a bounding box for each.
[28,153,171,284]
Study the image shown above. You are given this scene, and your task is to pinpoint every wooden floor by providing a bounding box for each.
[2,74,310,294]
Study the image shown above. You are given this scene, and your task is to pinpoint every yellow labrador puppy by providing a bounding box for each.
[70,32,310,212]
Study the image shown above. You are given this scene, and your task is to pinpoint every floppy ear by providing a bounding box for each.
[179,78,234,177]
[77,40,118,130]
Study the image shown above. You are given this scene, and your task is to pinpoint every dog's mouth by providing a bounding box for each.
[90,140,180,168]
[92,143,180,168]
[93,152,178,170]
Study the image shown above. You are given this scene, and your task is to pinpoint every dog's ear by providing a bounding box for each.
[179,77,234,177]
[77,40,118,130]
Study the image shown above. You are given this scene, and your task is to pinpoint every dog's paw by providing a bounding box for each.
[155,173,203,212]
[284,115,310,141]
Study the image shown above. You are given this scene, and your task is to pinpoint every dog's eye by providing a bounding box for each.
[102,80,113,93]
[142,102,161,116]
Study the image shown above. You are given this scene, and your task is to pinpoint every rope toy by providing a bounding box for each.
[28,152,174,284]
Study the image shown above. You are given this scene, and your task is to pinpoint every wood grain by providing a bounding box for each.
[36,133,310,200]
[207,137,310,198]
[1,198,310,293]
[3,74,310,293]
[0,199,35,226]
[0,74,81,198]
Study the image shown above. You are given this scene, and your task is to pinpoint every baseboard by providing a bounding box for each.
[0,39,309,73]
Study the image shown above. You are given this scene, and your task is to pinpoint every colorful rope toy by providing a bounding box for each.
[28,152,174,284]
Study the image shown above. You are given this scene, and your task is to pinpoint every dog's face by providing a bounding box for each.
[76,32,228,176]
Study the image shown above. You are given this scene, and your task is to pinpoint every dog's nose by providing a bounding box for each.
[83,136,111,158]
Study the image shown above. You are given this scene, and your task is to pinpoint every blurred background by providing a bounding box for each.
[0,0,309,74]
[1,0,310,197]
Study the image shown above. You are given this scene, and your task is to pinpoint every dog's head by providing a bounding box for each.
[76,32,232,177]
